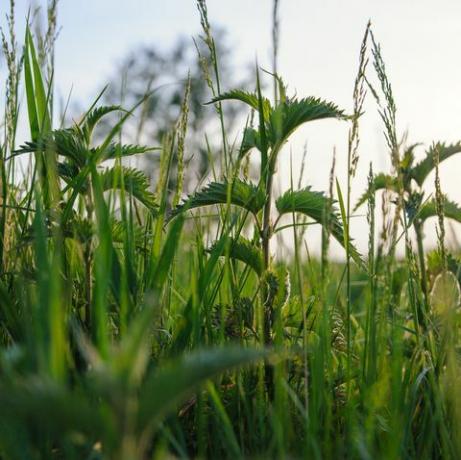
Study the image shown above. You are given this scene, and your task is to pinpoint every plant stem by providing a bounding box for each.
[261,153,277,400]
[414,218,429,307]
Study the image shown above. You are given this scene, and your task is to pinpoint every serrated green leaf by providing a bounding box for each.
[15,129,86,167]
[417,196,461,224]
[208,89,272,122]
[80,105,124,142]
[276,187,364,268]
[240,127,262,156]
[354,173,397,211]
[100,142,159,162]
[171,179,265,217]
[100,166,158,213]
[269,97,346,146]
[411,141,461,186]
[210,236,263,275]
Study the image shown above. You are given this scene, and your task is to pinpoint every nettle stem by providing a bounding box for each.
[262,170,274,270]
[414,219,429,306]
[84,179,95,331]
[261,152,278,400]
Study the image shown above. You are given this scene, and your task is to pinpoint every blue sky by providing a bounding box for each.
[4,0,461,255]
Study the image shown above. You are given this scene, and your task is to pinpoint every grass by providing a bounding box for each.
[1,1,461,458]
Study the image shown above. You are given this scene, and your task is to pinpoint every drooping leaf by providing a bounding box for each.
[100,166,158,213]
[17,129,157,167]
[208,89,272,122]
[240,127,262,157]
[111,219,150,250]
[276,187,364,268]
[269,97,346,146]
[417,196,461,224]
[18,128,87,167]
[354,173,398,211]
[209,236,263,275]
[80,105,124,142]
[171,179,265,217]
[99,142,159,162]
[411,141,461,186]
[57,161,80,184]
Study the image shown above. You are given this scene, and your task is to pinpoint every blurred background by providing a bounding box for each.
[3,0,461,257]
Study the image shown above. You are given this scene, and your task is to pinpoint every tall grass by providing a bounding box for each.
[1,1,461,458]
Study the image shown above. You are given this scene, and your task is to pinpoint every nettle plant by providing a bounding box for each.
[16,28,159,330]
[172,73,363,349]
[355,141,461,295]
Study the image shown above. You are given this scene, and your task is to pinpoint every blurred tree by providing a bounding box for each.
[99,28,250,191]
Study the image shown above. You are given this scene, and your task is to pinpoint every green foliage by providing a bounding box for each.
[276,187,364,268]
[418,196,461,224]
[209,89,272,121]
[100,166,158,213]
[411,141,461,186]
[268,96,346,147]
[172,178,265,216]
[354,172,397,211]
[2,7,461,460]
[210,236,263,275]
[212,88,345,152]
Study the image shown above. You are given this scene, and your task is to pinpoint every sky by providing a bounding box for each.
[4,0,461,257]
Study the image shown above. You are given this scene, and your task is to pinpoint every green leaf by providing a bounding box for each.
[354,173,397,211]
[171,179,265,217]
[100,166,158,213]
[24,26,51,140]
[210,236,263,275]
[137,347,267,430]
[417,196,461,224]
[269,97,346,146]
[100,142,159,162]
[80,105,124,142]
[111,219,149,250]
[240,127,262,156]
[411,141,461,186]
[16,128,87,167]
[57,161,80,184]
[276,187,364,268]
[0,377,101,439]
[208,89,272,122]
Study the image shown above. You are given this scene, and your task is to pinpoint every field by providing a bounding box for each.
[1,1,461,459]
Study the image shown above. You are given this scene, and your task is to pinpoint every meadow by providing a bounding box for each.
[1,1,461,458]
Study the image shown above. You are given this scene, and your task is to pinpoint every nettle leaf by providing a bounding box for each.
[80,105,124,142]
[276,187,364,268]
[171,179,265,217]
[100,142,159,162]
[417,196,461,224]
[240,127,262,156]
[208,90,272,122]
[15,128,87,167]
[210,236,263,275]
[111,219,149,249]
[57,162,80,184]
[411,141,461,186]
[269,97,346,146]
[100,166,158,213]
[354,173,398,211]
